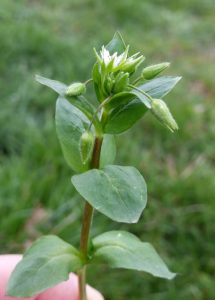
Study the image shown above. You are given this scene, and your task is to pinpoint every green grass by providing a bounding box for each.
[0,0,215,299]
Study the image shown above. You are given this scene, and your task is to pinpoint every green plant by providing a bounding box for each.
[6,32,181,300]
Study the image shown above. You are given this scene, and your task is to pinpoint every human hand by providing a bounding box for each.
[0,255,104,300]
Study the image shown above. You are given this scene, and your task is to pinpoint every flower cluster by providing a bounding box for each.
[95,46,144,74]
[93,46,144,100]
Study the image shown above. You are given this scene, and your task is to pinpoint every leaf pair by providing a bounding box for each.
[7,233,175,297]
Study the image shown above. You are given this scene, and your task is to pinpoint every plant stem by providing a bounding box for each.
[85,78,93,85]
[87,96,111,132]
[129,84,153,103]
[78,136,103,300]
[132,76,142,85]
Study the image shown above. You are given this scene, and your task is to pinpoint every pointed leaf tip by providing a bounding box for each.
[35,74,67,95]
[92,231,176,280]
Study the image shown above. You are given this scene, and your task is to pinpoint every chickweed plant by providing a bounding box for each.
[7,32,181,300]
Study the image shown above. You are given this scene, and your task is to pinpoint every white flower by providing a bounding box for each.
[94,46,144,73]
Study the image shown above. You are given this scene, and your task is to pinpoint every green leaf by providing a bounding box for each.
[104,99,148,134]
[130,89,152,108]
[92,63,103,102]
[138,76,182,99]
[35,74,67,95]
[55,96,90,172]
[105,91,135,110]
[67,95,95,121]
[71,165,147,223]
[6,235,82,297]
[106,31,126,55]
[92,231,176,280]
[100,134,116,168]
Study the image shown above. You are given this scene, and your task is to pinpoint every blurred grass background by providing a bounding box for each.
[0,0,215,299]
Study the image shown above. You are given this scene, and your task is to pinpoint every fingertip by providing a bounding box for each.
[37,273,104,300]
[0,256,104,300]
[37,273,79,300]
[0,255,35,300]
[86,285,104,300]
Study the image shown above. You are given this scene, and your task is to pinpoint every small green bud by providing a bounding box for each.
[79,130,94,164]
[151,98,178,132]
[66,82,86,97]
[104,73,115,95]
[113,72,129,93]
[142,62,170,80]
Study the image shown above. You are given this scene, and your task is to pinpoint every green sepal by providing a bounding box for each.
[113,72,129,94]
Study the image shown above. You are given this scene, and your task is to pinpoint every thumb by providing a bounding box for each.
[38,273,104,300]
[0,255,104,300]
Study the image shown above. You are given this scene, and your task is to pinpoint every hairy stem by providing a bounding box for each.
[78,136,103,300]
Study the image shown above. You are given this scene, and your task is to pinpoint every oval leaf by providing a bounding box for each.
[92,231,176,280]
[138,76,182,99]
[6,235,82,297]
[35,74,67,95]
[104,99,148,134]
[71,165,147,223]
[55,96,90,172]
[100,134,116,168]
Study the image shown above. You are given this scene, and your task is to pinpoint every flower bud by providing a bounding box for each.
[121,55,144,74]
[66,82,86,97]
[104,73,115,95]
[142,62,170,80]
[113,72,129,93]
[79,130,94,164]
[151,99,178,132]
